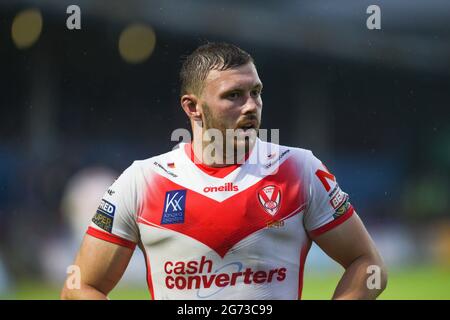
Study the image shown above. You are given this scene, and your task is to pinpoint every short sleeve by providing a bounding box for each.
[303,151,354,238]
[86,162,141,249]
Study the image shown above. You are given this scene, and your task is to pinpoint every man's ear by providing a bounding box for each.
[181,94,202,121]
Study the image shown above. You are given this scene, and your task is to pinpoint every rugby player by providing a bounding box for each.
[61,42,387,300]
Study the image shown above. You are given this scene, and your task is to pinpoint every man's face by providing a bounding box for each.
[198,62,263,156]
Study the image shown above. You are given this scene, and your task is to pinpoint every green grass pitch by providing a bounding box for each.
[2,265,449,300]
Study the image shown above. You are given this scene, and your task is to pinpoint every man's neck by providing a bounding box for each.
[191,138,255,167]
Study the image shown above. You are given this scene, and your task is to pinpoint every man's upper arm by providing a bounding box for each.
[302,150,355,238]
[87,162,141,244]
[300,150,383,268]
[64,162,143,298]
[311,212,381,268]
[73,233,135,295]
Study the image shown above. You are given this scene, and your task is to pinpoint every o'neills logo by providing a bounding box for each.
[164,256,287,290]
[203,183,239,193]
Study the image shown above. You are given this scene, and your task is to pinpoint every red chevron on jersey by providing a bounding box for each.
[87,138,356,299]
[138,156,304,258]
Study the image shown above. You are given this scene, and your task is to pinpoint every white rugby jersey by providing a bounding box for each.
[87,138,354,300]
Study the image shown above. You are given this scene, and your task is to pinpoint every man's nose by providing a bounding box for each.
[242,96,259,115]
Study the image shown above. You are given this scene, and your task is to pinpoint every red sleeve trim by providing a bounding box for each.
[309,205,355,238]
[86,226,136,250]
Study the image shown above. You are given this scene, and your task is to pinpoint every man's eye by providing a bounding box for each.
[251,90,261,97]
[228,92,240,99]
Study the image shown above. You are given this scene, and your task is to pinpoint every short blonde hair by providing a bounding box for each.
[179,42,254,97]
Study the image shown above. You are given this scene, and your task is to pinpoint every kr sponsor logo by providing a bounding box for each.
[161,190,186,224]
[203,182,239,193]
[163,256,287,298]
[258,185,281,216]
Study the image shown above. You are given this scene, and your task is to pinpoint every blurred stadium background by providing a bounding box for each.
[0,0,449,299]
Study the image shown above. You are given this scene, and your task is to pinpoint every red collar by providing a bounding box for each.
[184,143,251,178]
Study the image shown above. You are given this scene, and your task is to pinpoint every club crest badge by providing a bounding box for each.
[258,185,281,216]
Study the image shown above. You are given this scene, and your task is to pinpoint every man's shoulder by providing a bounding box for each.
[257,139,314,163]
[133,145,182,167]
[128,145,186,180]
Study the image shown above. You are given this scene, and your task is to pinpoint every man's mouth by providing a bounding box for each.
[237,120,258,132]
[241,124,255,131]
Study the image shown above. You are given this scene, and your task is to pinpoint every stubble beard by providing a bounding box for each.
[202,103,259,165]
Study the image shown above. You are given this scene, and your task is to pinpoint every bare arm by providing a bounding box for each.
[312,213,388,299]
[60,234,134,300]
